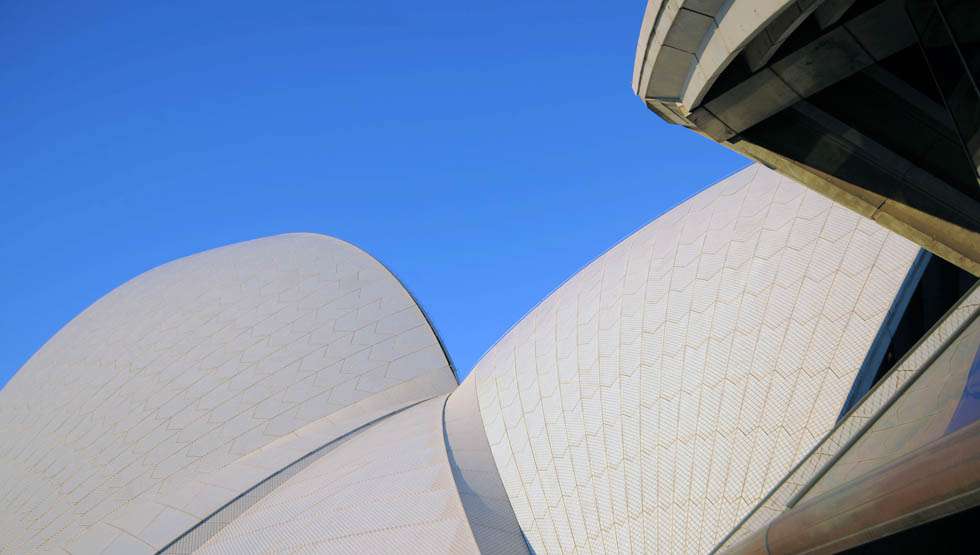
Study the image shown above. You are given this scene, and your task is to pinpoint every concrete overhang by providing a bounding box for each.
[632,0,980,277]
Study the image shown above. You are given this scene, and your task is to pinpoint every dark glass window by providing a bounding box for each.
[908,0,980,188]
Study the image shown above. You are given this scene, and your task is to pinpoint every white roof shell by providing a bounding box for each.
[0,233,457,554]
[0,165,925,554]
[196,395,478,554]
[467,164,920,554]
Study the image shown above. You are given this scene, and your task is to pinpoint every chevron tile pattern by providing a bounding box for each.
[804,313,980,498]
[469,164,920,554]
[714,284,980,551]
[0,234,457,553]
[1,163,950,554]
[196,395,477,554]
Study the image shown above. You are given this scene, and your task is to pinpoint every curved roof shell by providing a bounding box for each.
[444,373,530,554]
[0,233,457,554]
[195,395,477,554]
[466,164,920,553]
[0,165,931,554]
[171,321,530,555]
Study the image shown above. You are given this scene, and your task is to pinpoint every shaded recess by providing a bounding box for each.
[634,0,980,275]
[842,503,980,554]
[712,284,980,553]
[841,248,978,416]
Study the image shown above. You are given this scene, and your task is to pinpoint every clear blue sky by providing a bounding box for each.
[0,1,746,386]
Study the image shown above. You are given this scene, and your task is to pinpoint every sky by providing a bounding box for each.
[0,0,746,386]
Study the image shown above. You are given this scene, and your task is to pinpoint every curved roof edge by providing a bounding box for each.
[466,164,920,552]
[190,395,480,554]
[444,375,530,554]
[0,232,457,553]
[464,162,754,378]
[633,1,799,111]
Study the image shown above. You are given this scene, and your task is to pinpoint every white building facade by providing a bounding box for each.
[3,162,965,554]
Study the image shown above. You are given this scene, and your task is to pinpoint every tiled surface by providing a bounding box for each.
[196,395,478,554]
[715,285,980,551]
[804,311,980,499]
[158,402,426,554]
[0,165,932,554]
[0,233,457,553]
[469,164,920,554]
[444,375,529,554]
